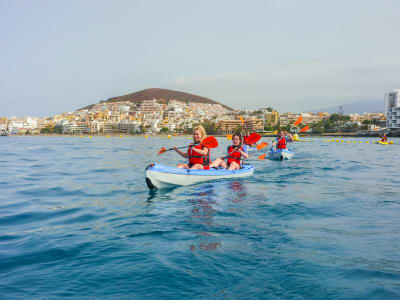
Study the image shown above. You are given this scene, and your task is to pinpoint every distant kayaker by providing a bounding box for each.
[380,134,388,143]
[174,125,210,169]
[284,131,294,142]
[272,131,287,149]
[210,133,248,170]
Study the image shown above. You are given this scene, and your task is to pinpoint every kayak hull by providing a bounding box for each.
[145,163,254,189]
[377,141,393,145]
[268,149,294,160]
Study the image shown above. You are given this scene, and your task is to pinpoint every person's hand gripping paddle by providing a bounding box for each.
[157,136,219,155]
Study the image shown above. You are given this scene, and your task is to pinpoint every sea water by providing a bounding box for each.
[0,136,399,299]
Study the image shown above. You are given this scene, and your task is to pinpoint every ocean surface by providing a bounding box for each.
[1,135,399,299]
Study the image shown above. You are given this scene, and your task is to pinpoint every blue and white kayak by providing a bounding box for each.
[145,163,254,189]
[268,148,294,160]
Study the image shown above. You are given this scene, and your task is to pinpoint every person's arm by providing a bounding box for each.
[239,146,249,159]
[174,147,188,158]
[191,147,209,156]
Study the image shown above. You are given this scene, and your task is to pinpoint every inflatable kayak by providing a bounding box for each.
[268,148,294,160]
[145,163,254,189]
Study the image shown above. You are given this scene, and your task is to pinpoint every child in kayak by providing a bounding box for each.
[272,130,287,149]
[174,125,210,169]
[210,133,248,170]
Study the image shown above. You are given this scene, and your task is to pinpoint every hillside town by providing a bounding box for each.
[1,89,399,136]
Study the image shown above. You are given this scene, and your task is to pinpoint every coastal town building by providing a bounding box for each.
[217,117,263,133]
[279,113,300,126]
[385,89,400,131]
[265,111,279,126]
[0,118,8,131]
[244,117,263,131]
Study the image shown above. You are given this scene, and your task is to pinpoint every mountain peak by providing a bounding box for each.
[106,88,233,110]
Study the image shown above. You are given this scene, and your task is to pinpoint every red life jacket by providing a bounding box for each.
[188,144,210,166]
[277,137,287,149]
[227,145,242,166]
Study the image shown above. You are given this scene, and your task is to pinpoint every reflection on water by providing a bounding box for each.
[188,186,220,252]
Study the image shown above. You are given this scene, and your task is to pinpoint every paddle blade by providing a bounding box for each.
[201,136,219,149]
[244,132,261,145]
[256,142,268,150]
[157,147,167,155]
[299,125,309,133]
[293,115,303,126]
[258,153,266,160]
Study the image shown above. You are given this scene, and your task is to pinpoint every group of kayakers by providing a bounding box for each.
[173,126,290,170]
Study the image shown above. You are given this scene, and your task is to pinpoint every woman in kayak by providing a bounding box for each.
[380,133,388,143]
[272,130,287,149]
[174,125,210,169]
[210,133,248,170]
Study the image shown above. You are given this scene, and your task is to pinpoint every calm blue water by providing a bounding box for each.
[1,136,399,299]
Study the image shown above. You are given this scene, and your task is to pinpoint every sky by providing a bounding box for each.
[1,0,400,117]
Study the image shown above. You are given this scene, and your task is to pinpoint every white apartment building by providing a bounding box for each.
[385,89,400,129]
[141,99,159,114]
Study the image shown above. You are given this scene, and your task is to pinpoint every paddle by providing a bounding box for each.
[293,115,303,126]
[258,153,267,160]
[299,125,309,133]
[157,136,219,155]
[244,132,261,145]
[254,142,270,160]
[256,142,268,150]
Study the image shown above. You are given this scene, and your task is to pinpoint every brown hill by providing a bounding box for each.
[80,88,233,111]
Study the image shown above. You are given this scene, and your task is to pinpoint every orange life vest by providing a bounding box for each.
[188,144,210,166]
[227,145,243,166]
[276,137,287,149]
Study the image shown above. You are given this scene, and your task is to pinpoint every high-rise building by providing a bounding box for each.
[385,89,400,130]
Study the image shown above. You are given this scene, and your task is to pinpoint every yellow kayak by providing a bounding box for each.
[377,141,393,145]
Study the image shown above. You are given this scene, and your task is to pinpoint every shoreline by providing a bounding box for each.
[2,132,397,138]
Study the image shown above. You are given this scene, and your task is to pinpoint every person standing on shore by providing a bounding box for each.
[174,125,210,169]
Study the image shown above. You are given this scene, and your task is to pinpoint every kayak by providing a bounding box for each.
[145,163,254,189]
[377,141,393,145]
[268,148,294,160]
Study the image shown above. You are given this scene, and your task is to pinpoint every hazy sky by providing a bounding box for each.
[1,0,400,117]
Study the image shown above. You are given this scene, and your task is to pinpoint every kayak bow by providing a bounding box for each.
[268,149,294,160]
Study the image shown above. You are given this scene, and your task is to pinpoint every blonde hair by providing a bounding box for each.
[192,125,207,142]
